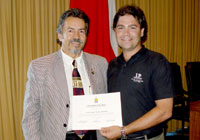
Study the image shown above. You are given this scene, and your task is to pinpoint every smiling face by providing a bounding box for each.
[114,14,144,54]
[58,17,87,58]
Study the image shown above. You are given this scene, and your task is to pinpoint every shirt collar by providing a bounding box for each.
[61,49,84,66]
[118,45,147,65]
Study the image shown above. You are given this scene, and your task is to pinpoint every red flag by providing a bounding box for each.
[70,0,115,62]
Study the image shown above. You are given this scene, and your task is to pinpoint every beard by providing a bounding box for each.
[61,37,86,58]
[70,47,82,55]
[69,38,85,55]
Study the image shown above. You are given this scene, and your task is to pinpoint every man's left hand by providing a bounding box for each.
[100,126,121,140]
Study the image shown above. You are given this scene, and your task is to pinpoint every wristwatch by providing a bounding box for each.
[121,127,127,139]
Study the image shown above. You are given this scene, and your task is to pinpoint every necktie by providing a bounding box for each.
[72,60,87,138]
[72,60,84,95]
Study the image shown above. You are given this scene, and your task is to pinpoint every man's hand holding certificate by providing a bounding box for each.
[71,92,122,130]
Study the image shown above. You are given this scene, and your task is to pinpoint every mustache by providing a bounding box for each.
[70,38,83,44]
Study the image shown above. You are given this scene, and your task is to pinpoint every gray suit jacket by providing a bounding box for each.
[22,50,108,140]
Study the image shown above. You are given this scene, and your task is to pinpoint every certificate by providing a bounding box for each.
[71,92,122,130]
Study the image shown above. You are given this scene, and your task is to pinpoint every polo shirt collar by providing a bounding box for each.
[118,45,147,65]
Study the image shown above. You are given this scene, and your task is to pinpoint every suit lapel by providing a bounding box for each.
[53,50,70,101]
[83,53,97,94]
[53,51,98,96]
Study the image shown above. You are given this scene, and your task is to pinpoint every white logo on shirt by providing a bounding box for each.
[131,73,143,83]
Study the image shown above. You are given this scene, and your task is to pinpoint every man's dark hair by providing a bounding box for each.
[56,8,89,45]
[113,5,148,44]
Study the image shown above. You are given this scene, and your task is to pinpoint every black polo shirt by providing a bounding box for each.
[107,46,174,137]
